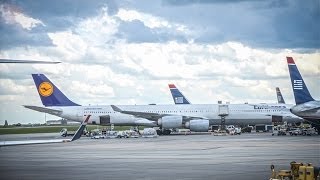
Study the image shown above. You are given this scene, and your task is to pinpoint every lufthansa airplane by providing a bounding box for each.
[24,74,157,127]
[25,74,302,135]
[286,57,320,132]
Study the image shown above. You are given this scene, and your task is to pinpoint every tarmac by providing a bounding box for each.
[0,133,319,180]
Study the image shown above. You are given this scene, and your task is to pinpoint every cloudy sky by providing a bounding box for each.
[0,0,319,125]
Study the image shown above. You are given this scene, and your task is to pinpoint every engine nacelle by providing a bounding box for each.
[158,116,182,129]
[185,119,209,132]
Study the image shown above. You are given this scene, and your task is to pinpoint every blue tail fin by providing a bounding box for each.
[287,57,314,104]
[168,84,191,104]
[32,74,80,106]
[276,87,285,104]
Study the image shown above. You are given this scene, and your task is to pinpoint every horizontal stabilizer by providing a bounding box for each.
[23,105,62,116]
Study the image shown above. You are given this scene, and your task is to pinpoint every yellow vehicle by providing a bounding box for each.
[270,162,320,180]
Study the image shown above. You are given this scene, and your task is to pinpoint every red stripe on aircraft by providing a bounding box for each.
[84,115,91,123]
[168,84,176,88]
[286,57,295,64]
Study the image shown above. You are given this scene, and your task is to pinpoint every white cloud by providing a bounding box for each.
[116,8,190,34]
[0,79,28,95]
[0,5,319,124]
[76,7,119,45]
[48,31,87,61]
[0,4,45,30]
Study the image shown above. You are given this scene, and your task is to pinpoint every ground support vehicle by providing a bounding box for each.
[269,162,320,180]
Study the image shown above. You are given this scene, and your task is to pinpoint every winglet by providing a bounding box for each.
[111,105,123,112]
[71,115,91,141]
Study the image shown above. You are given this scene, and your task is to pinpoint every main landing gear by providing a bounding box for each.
[156,129,171,135]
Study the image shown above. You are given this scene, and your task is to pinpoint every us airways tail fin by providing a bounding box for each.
[287,57,314,104]
[32,74,80,107]
[168,84,191,104]
[276,87,285,104]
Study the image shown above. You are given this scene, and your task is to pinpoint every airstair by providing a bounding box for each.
[218,105,229,130]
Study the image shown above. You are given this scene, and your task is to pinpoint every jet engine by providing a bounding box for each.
[158,116,182,129]
[185,119,209,132]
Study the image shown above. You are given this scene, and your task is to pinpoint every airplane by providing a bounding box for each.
[0,115,90,146]
[24,74,157,127]
[168,84,191,104]
[25,74,301,135]
[276,87,286,104]
[286,57,320,133]
[110,102,302,135]
[0,58,61,64]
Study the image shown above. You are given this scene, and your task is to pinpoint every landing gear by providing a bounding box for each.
[156,129,171,135]
[163,129,171,135]
[315,126,320,135]
[310,123,320,135]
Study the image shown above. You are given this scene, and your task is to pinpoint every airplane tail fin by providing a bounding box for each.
[276,87,285,104]
[32,74,80,107]
[286,57,314,104]
[168,84,191,104]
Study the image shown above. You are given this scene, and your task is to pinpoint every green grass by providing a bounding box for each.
[0,125,141,135]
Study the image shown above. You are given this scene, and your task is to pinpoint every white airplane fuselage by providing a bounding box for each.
[47,103,302,126]
[290,100,320,121]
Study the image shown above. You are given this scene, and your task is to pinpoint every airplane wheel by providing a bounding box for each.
[156,130,163,135]
[163,129,171,135]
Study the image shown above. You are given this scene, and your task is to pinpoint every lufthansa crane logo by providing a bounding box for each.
[39,82,53,97]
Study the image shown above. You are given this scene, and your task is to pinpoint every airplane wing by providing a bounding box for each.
[134,118,158,126]
[0,139,71,146]
[0,115,91,146]
[111,105,165,120]
[23,105,62,116]
[111,105,208,121]
[0,59,61,64]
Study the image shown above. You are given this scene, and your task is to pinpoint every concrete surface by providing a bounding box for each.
[0,133,319,180]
